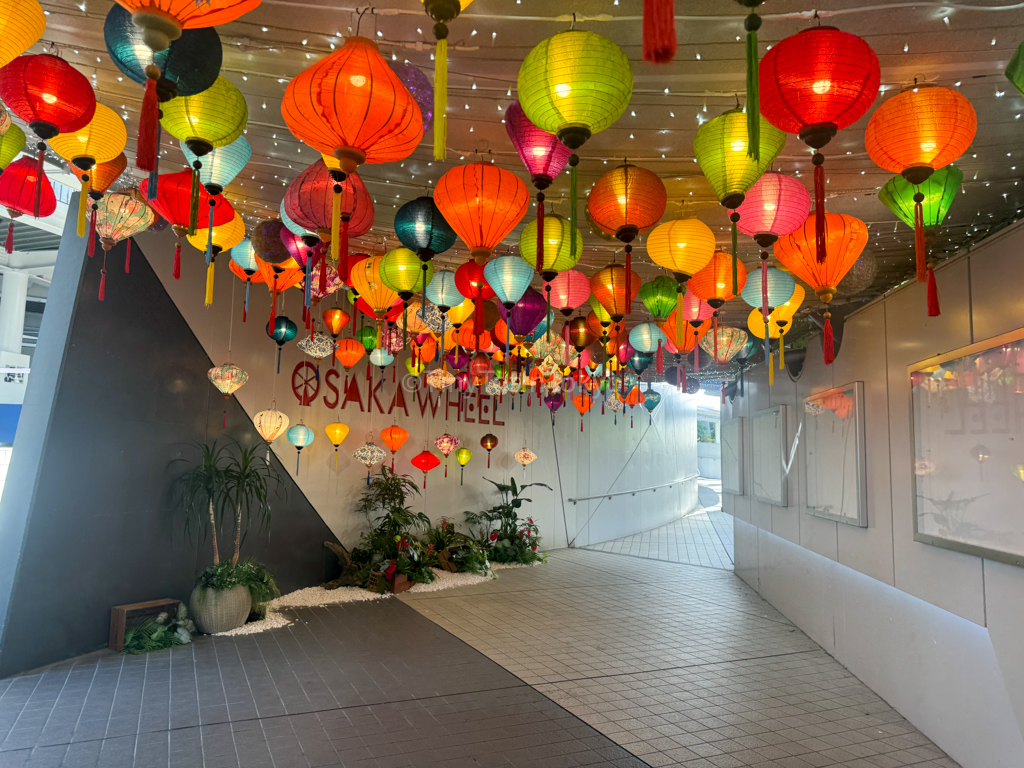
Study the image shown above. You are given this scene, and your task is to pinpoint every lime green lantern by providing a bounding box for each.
[380,247,434,302]
[160,76,248,157]
[519,212,582,280]
[0,124,24,170]
[878,165,962,231]
[637,276,678,321]
[1007,39,1024,97]
[694,108,785,294]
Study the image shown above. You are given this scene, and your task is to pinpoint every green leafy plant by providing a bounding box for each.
[465,477,550,564]
[194,559,281,619]
[423,518,491,574]
[352,467,433,585]
[223,443,283,567]
[122,604,195,655]
[170,440,231,565]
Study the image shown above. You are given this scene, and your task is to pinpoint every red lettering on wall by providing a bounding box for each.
[323,369,340,409]
[492,396,505,426]
[446,391,461,422]
[464,394,476,424]
[418,387,440,419]
[341,376,364,411]
[370,377,386,414]
[478,391,490,425]
[388,384,409,416]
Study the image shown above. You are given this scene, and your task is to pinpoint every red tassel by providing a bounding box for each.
[391,457,395,471]
[98,269,106,301]
[87,208,96,257]
[681,366,687,391]
[656,340,663,373]
[474,294,484,349]
[137,75,159,173]
[625,247,632,315]
[34,147,44,218]
[124,239,131,274]
[535,194,544,272]
[823,312,835,365]
[642,0,677,63]
[694,341,700,373]
[914,195,927,283]
[601,399,605,415]
[4,220,13,255]
[927,267,940,317]
[269,290,278,329]
[223,409,227,430]
[173,241,181,279]
[487,453,490,468]
[444,464,448,478]
[423,475,427,489]
[813,156,826,264]
[713,314,719,364]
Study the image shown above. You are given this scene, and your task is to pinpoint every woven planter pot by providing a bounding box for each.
[189,584,251,634]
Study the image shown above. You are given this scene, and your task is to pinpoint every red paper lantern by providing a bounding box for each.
[411,449,441,488]
[759,26,879,264]
[435,162,529,263]
[0,156,55,253]
[455,260,496,337]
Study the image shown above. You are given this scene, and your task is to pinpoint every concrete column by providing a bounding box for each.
[0,271,28,356]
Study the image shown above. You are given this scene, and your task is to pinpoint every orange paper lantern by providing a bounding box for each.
[590,262,641,323]
[688,250,748,309]
[380,424,409,469]
[434,162,529,262]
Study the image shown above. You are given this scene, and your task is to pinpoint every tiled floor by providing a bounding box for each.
[585,480,733,569]
[0,599,644,767]
[403,549,959,768]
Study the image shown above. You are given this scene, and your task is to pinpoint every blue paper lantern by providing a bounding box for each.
[286,423,315,473]
[739,266,796,312]
[628,323,667,354]
[267,316,297,374]
[104,4,221,98]
[484,255,535,309]
[425,269,464,311]
[280,199,307,236]
[369,349,395,368]
[231,239,258,272]
[395,196,457,259]
[629,352,653,374]
[181,135,251,195]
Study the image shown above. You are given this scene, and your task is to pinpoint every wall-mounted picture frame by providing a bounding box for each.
[910,329,1024,567]
[751,405,788,506]
[804,382,868,527]
[721,418,744,495]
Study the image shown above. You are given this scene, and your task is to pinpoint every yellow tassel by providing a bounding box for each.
[375,319,382,349]
[77,178,88,237]
[205,260,215,307]
[434,38,447,161]
[779,339,785,370]
[768,351,774,386]
[331,186,340,262]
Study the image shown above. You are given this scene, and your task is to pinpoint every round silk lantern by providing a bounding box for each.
[689,250,747,309]
[390,61,433,131]
[350,254,400,322]
[699,326,749,366]
[435,162,529,263]
[740,264,795,357]
[545,269,591,317]
[91,153,127,194]
[324,422,350,471]
[254,408,289,455]
[0,0,44,70]
[0,124,25,170]
[775,211,867,365]
[411,450,441,488]
[0,156,55,256]
[181,135,250,195]
[395,196,456,261]
[866,85,976,286]
[161,76,246,157]
[591,262,642,323]
[286,423,315,474]
[454,446,472,485]
[455,260,496,336]
[353,439,386,483]
[93,189,155,300]
[760,26,879,266]
[485,254,535,310]
[282,36,422,175]
[637,276,678,321]
[519,212,581,280]
[507,287,548,338]
[425,269,464,314]
[645,217,716,290]
[381,424,409,470]
[251,219,293,265]
[381,246,434,307]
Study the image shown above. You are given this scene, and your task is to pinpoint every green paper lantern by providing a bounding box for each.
[518,212,582,279]
[356,325,378,354]
[0,124,24,170]
[693,108,786,209]
[380,247,434,301]
[1006,40,1024,97]
[161,76,247,156]
[878,165,963,230]
[637,276,678,321]
[517,29,633,149]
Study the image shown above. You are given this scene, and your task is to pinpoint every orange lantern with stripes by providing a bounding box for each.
[434,162,529,263]
[380,424,409,470]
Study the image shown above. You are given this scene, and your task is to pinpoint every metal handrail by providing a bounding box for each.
[567,474,699,504]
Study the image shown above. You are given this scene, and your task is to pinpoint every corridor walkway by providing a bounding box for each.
[585,480,734,569]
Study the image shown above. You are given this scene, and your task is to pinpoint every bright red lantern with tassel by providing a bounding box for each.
[140,168,233,279]
[774,211,867,366]
[759,26,878,265]
[454,260,496,339]
[411,449,441,488]
[0,155,56,255]
[865,85,975,292]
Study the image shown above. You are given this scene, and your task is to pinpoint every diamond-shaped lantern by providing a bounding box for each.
[254,407,289,459]
[435,432,460,478]
[297,331,335,360]
[513,446,537,474]
[426,368,456,390]
[353,439,386,484]
[208,362,248,429]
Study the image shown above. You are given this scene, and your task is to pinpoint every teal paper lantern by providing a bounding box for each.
[231,238,258,272]
[629,322,667,354]
[280,199,307,235]
[286,423,315,473]
[104,4,222,98]
[395,196,457,260]
[369,348,395,369]
[181,135,251,195]
[425,269,464,311]
[267,316,297,374]
[739,266,795,312]
[484,255,535,309]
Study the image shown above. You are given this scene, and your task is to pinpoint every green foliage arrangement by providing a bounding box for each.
[122,604,195,655]
[195,559,282,619]
[424,518,491,575]
[465,477,550,564]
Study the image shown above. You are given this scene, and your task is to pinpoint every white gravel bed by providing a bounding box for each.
[490,560,545,570]
[405,568,493,592]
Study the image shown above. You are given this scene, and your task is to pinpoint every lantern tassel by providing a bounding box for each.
[87,208,96,258]
[768,350,774,386]
[434,36,448,160]
[713,313,719,364]
[76,177,88,237]
[188,163,201,236]
[913,191,927,283]
[277,346,282,375]
[761,257,769,321]
[730,219,739,295]
[694,335,700,373]
[331,188,341,263]
[336,219,348,290]
[244,279,250,322]
[681,365,686,391]
[642,0,677,63]
[536,193,544,272]
[205,201,215,265]
[569,156,579,258]
[205,258,215,307]
[656,339,663,374]
[173,240,181,279]
[744,12,761,161]
[98,269,106,302]
[33,145,44,218]
[927,265,941,317]
[4,220,13,255]
[146,124,161,199]
[779,337,785,370]
[625,245,632,315]
[813,154,826,264]
[136,71,160,173]
[124,239,131,274]
[823,310,835,366]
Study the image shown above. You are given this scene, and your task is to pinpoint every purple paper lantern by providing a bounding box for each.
[545,391,564,414]
[507,287,548,338]
[616,338,636,366]
[391,61,433,131]
[446,347,470,370]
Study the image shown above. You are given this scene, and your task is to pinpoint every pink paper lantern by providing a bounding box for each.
[734,171,811,244]
[678,290,714,323]
[544,269,591,316]
[505,101,572,188]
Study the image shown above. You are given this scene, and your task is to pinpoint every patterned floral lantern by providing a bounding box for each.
[514,446,537,474]
[435,162,529,263]
[297,332,334,362]
[426,368,456,391]
[699,326,749,366]
[434,432,460,478]
[207,362,247,428]
[411,450,441,488]
[353,438,386,484]
[94,190,156,300]
[286,423,315,474]
[254,407,289,458]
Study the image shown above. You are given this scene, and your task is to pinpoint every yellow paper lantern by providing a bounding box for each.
[645,218,717,284]
[349,254,400,320]
[0,0,45,70]
[187,210,244,306]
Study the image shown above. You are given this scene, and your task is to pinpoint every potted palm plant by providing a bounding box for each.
[172,440,282,633]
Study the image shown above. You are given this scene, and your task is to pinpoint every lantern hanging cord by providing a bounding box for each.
[228,277,237,359]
